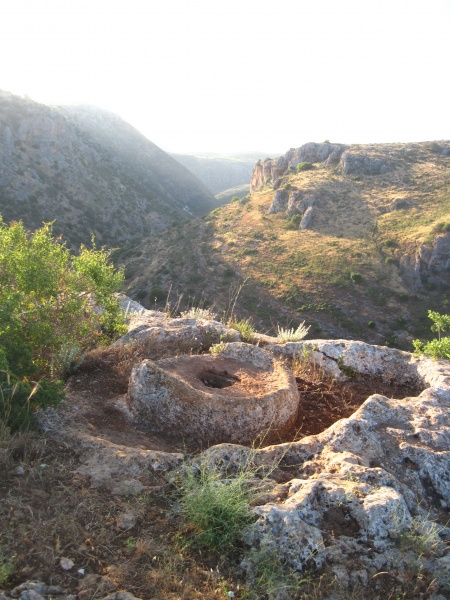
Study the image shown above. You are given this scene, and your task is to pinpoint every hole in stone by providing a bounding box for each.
[199,369,240,389]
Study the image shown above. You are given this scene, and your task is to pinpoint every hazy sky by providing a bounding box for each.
[1,0,450,154]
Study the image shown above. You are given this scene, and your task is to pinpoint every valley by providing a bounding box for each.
[124,141,450,350]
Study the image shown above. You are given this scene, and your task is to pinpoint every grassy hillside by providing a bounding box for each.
[123,141,450,349]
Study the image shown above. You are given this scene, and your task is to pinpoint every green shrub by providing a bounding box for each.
[433,221,450,234]
[413,310,450,360]
[284,214,302,230]
[350,271,364,284]
[0,218,125,429]
[222,267,236,278]
[296,162,314,172]
[149,286,166,302]
[0,549,14,587]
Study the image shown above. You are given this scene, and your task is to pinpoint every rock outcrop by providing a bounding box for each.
[400,233,450,291]
[340,151,389,175]
[115,310,240,352]
[250,141,397,194]
[250,143,347,193]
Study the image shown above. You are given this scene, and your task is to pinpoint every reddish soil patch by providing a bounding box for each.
[294,375,421,438]
[262,362,422,446]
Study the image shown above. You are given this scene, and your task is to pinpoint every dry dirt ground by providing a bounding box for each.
[0,342,427,599]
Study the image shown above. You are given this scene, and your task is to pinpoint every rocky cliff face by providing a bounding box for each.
[0,91,216,248]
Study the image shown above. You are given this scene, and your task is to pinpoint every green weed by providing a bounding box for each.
[174,460,256,552]
[0,550,13,587]
[228,318,257,343]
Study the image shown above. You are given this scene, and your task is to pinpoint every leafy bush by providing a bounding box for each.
[0,549,13,587]
[350,271,364,284]
[0,218,126,429]
[148,286,166,302]
[296,162,314,172]
[284,214,302,230]
[413,310,450,360]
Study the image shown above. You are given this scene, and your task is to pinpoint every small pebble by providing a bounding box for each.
[60,557,74,570]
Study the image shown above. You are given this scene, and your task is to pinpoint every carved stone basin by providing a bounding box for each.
[127,343,299,444]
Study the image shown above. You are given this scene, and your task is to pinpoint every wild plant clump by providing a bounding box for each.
[277,322,310,342]
[181,307,217,320]
[174,460,256,552]
[225,316,257,343]
[0,217,127,430]
[413,310,450,360]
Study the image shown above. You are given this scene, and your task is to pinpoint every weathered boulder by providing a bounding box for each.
[300,206,315,229]
[267,189,289,214]
[340,151,389,175]
[127,343,299,444]
[115,312,240,351]
[237,340,450,585]
[289,142,346,168]
[287,192,316,216]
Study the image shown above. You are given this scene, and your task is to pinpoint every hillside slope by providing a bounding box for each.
[123,141,450,349]
[0,91,216,247]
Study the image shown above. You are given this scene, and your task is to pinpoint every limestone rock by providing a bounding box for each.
[267,189,289,214]
[238,338,450,586]
[250,143,346,193]
[115,313,240,351]
[340,151,389,175]
[127,343,299,444]
[400,233,450,291]
[288,142,346,168]
[300,206,315,229]
[287,193,316,216]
